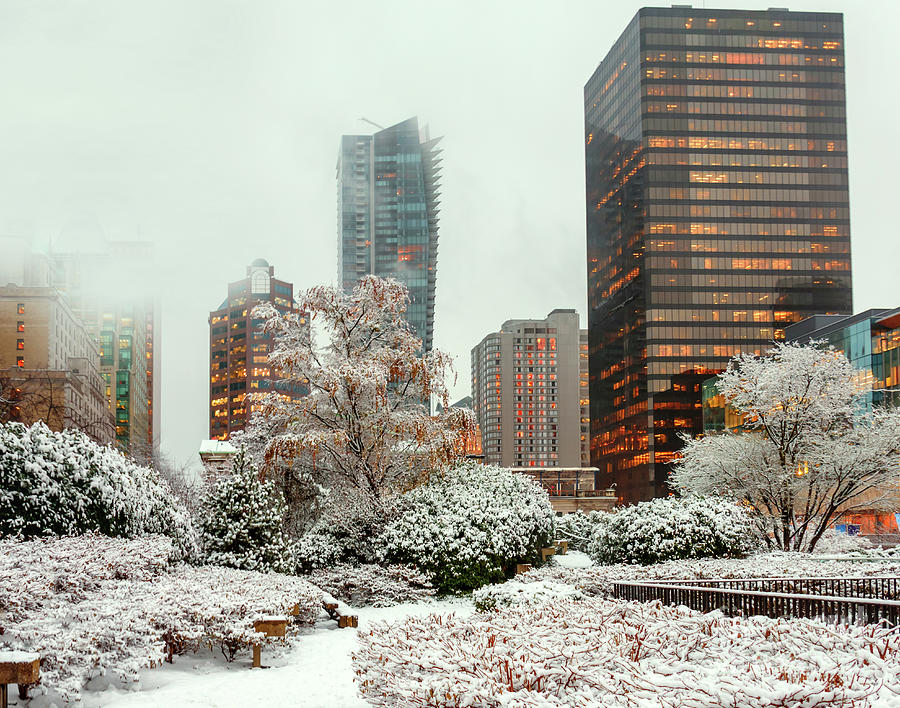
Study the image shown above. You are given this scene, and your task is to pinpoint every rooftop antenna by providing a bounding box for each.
[358,117,385,130]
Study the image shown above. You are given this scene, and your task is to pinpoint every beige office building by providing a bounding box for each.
[0,284,113,444]
[471,309,589,468]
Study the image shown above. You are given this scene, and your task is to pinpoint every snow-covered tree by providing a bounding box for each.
[198,447,293,573]
[671,342,900,552]
[252,276,476,500]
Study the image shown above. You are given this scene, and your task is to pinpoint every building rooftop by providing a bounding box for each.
[199,439,238,455]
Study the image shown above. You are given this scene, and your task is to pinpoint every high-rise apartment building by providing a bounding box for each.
[585,8,852,502]
[471,310,589,468]
[337,117,442,351]
[208,259,304,440]
[50,242,160,461]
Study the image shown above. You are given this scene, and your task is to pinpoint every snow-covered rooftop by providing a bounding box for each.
[199,440,238,455]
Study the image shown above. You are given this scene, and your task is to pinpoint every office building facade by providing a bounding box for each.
[337,117,442,351]
[208,259,304,440]
[471,309,589,468]
[585,7,852,502]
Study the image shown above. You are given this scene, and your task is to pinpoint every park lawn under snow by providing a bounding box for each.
[61,599,474,708]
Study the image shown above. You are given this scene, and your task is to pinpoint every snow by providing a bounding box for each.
[552,550,593,569]
[0,650,40,663]
[198,440,237,455]
[71,599,474,708]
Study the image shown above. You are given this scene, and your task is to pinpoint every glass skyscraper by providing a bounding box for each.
[585,7,852,502]
[337,117,442,351]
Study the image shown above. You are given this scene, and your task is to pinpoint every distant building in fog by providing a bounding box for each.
[50,242,160,461]
[471,309,589,469]
[337,117,442,350]
[208,259,304,440]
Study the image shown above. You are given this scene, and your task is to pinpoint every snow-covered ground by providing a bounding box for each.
[43,599,473,708]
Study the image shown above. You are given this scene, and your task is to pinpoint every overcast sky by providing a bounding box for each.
[1,0,896,470]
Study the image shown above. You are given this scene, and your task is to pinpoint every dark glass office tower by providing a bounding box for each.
[337,117,442,351]
[585,7,852,503]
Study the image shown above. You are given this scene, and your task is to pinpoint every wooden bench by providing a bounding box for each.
[555,539,569,555]
[515,563,532,575]
[322,597,358,628]
[540,546,557,563]
[0,651,39,707]
[251,617,288,668]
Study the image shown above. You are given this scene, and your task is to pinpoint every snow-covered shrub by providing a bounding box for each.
[587,496,758,565]
[0,535,321,703]
[812,527,873,555]
[377,462,555,593]
[354,598,900,707]
[554,510,607,551]
[306,563,435,607]
[198,448,293,573]
[472,579,584,612]
[294,493,396,572]
[0,421,196,558]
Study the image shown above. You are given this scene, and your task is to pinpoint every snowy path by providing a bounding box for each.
[75,599,474,708]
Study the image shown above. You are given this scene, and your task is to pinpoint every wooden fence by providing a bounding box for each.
[611,578,900,626]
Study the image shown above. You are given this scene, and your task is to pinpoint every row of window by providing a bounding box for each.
[646,136,845,152]
[648,205,849,219]
[649,187,847,203]
[643,50,841,66]
[643,67,842,83]
[647,152,847,169]
[647,221,850,238]
[644,33,842,51]
[644,84,843,100]
[648,238,849,254]
[640,16,840,34]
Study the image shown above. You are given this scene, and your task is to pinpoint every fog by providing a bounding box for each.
[1,0,896,469]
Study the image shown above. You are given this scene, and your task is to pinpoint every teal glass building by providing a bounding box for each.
[337,117,442,351]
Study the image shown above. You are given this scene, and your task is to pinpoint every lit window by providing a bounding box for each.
[17,321,24,332]
[16,357,24,368]
[16,339,24,350]
[16,303,24,315]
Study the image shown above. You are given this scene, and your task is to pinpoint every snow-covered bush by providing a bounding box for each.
[812,527,873,555]
[307,563,435,607]
[354,598,900,707]
[294,495,395,572]
[377,462,555,593]
[0,421,196,558]
[586,496,758,565]
[198,448,293,573]
[0,535,321,703]
[472,579,584,612]
[554,510,607,552]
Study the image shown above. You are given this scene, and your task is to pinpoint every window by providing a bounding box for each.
[16,303,24,315]
[16,339,24,350]
[16,357,24,368]
[17,321,24,332]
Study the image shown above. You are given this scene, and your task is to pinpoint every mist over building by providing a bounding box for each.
[337,117,442,351]
[50,242,160,461]
[585,7,852,502]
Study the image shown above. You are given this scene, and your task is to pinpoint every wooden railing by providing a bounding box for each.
[654,576,900,601]
[611,578,900,626]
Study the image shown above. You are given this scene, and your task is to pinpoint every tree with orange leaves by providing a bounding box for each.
[251,275,475,501]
